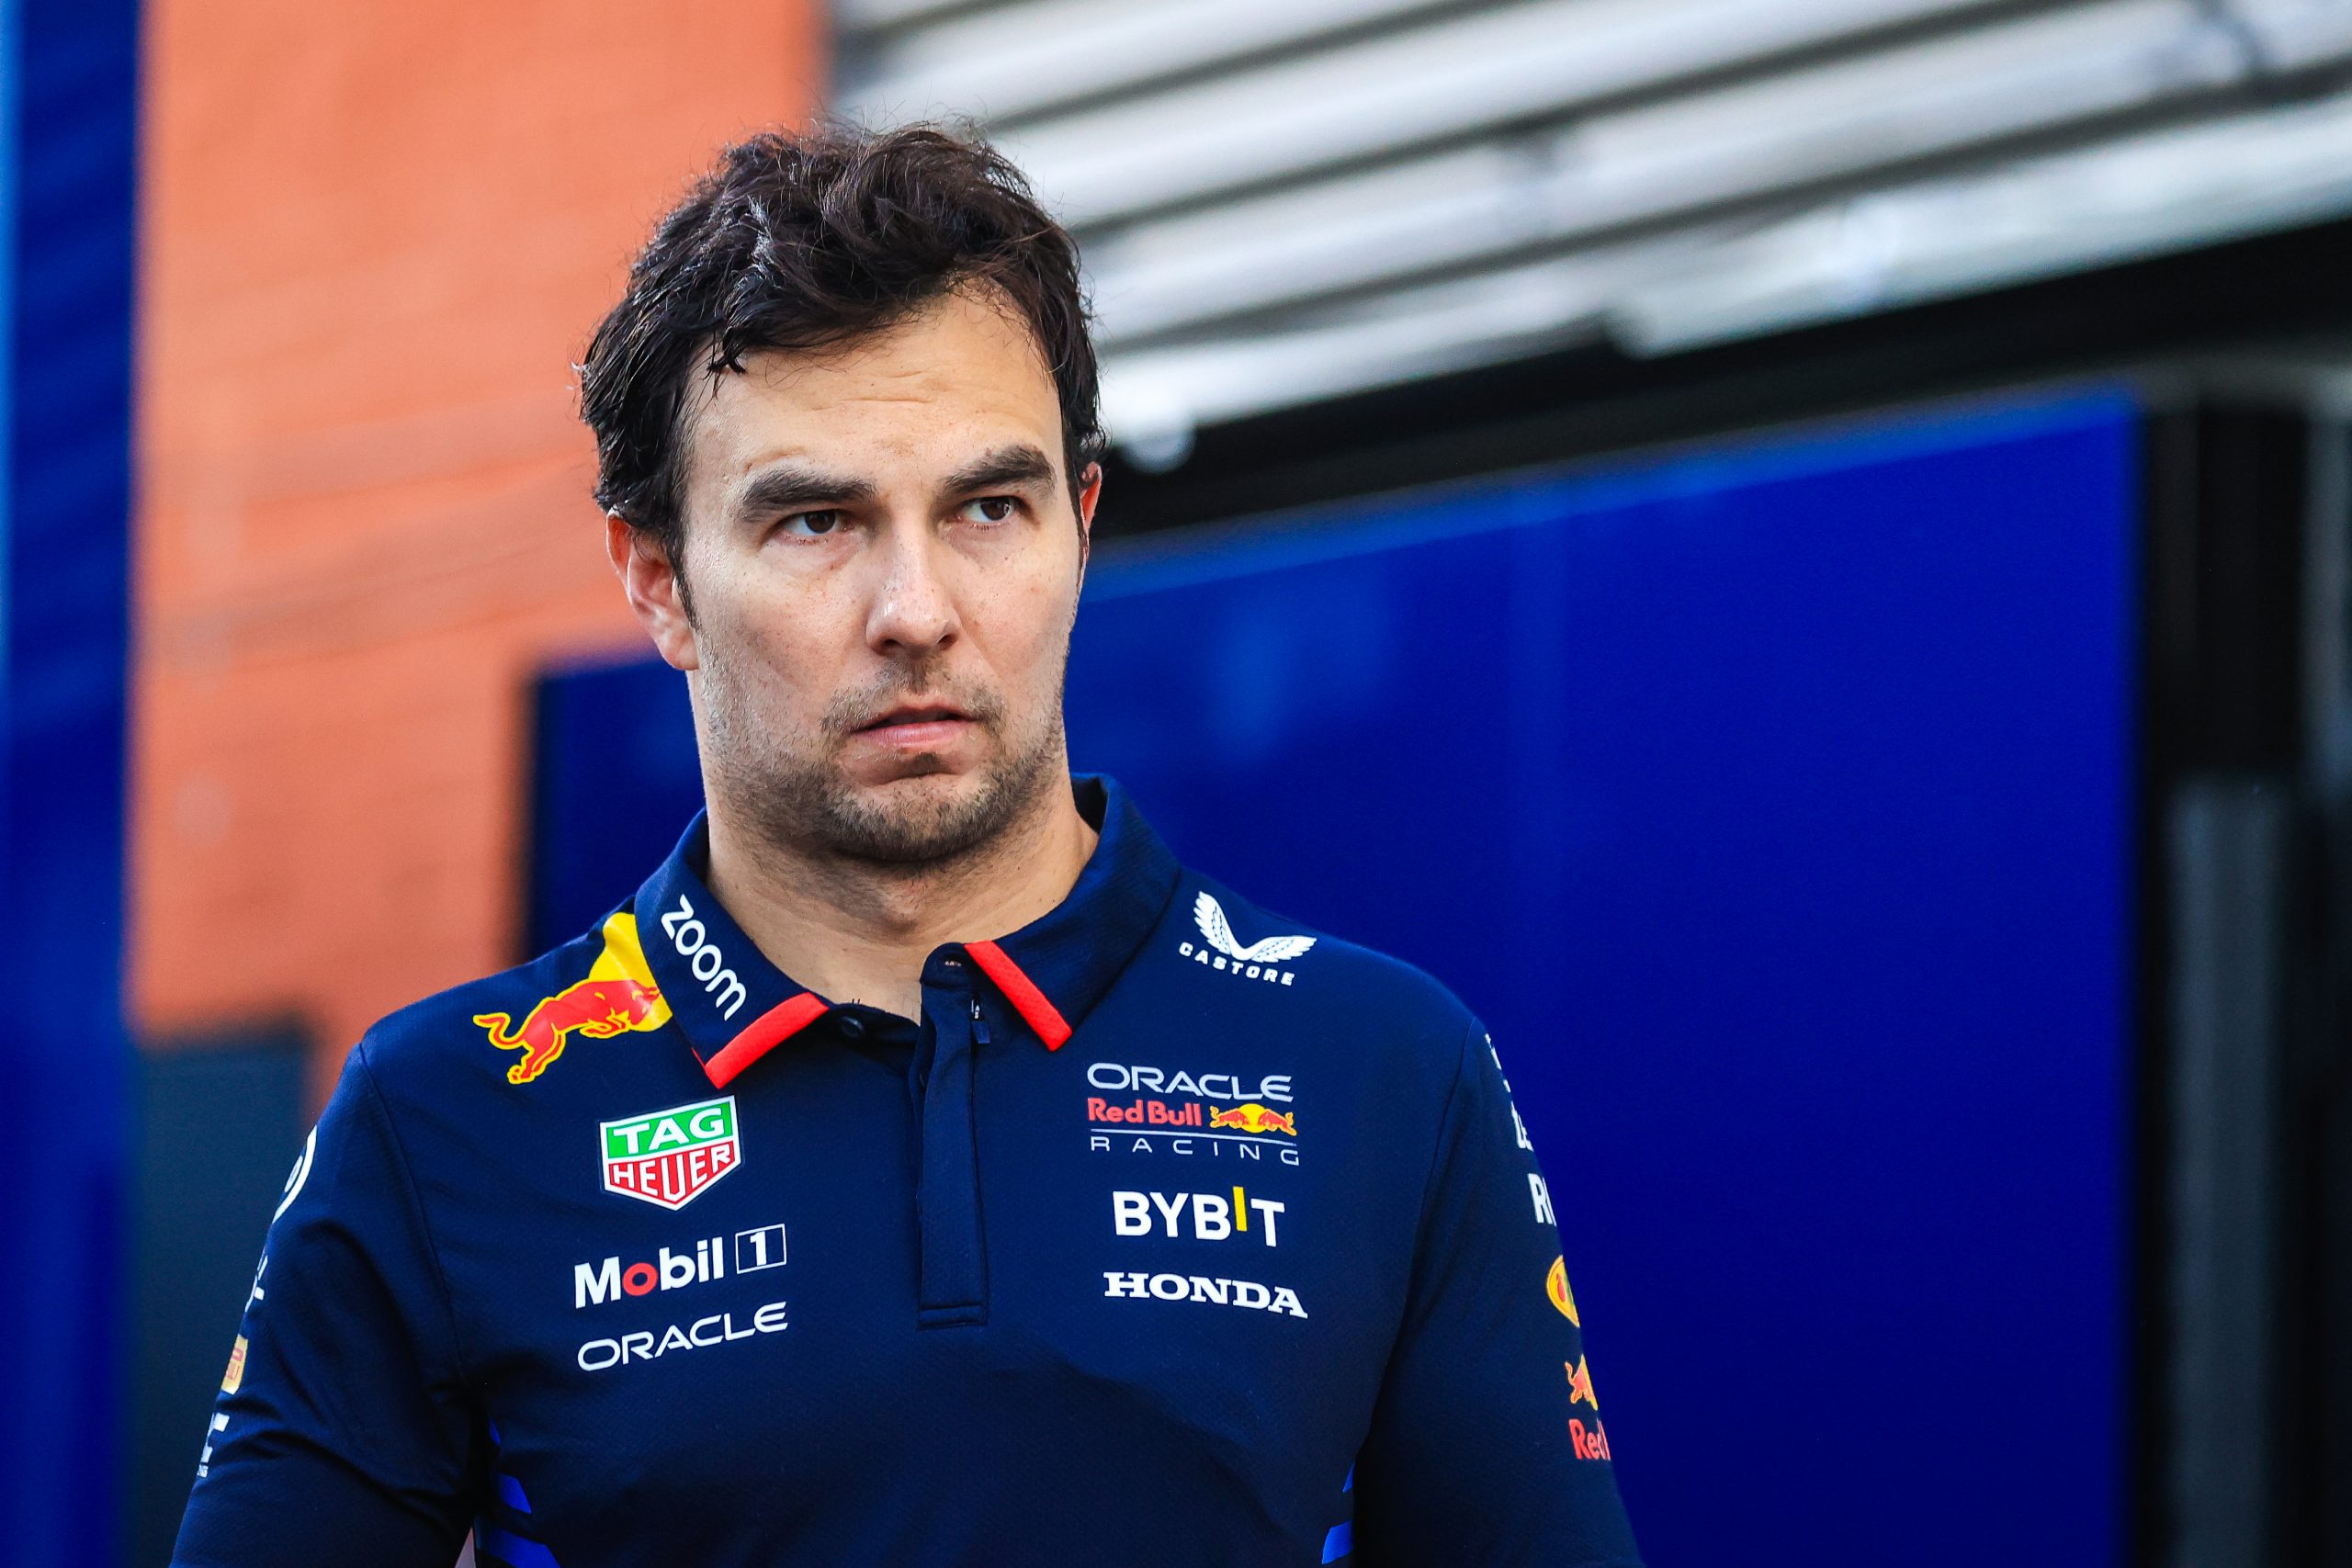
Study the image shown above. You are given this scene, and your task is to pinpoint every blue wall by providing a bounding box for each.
[0,1,142,1563]
[1070,393,2138,1566]
[527,649,704,956]
[535,391,2140,1565]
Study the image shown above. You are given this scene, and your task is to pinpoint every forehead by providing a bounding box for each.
[680,287,1065,499]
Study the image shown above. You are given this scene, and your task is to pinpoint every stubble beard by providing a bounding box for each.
[702,648,1069,870]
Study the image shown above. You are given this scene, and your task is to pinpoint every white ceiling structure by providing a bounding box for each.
[835,0,2352,465]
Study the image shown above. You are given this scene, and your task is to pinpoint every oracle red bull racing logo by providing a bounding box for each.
[476,912,672,1084]
[1086,1062,1302,1165]
[601,1096,741,1210]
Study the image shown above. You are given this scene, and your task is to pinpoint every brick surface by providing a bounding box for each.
[132,0,823,1095]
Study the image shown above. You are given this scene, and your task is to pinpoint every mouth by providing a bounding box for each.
[857,702,969,731]
[851,702,978,750]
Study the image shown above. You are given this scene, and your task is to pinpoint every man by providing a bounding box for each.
[174,126,1641,1568]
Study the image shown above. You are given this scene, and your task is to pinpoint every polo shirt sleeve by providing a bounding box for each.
[171,1042,480,1568]
[1351,1019,1644,1567]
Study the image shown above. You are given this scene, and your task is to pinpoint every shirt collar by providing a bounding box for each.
[631,774,1179,1088]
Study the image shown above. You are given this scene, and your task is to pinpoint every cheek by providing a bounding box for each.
[986,569,1080,685]
[703,569,844,709]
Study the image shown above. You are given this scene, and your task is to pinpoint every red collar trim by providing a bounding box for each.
[698,942,1070,1088]
[965,940,1072,1050]
[702,992,828,1089]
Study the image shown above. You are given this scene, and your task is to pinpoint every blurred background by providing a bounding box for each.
[3,0,2349,1562]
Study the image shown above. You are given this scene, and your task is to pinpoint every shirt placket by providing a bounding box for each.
[912,952,988,1328]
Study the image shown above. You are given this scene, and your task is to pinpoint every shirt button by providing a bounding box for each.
[837,1014,865,1041]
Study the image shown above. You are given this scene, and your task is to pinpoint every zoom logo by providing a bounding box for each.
[661,895,748,1020]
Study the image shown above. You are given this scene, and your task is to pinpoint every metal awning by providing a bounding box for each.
[837,0,2352,463]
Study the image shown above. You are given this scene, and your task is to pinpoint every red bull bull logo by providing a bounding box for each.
[1565,1355,1598,1411]
[1207,1102,1297,1136]
[475,912,673,1084]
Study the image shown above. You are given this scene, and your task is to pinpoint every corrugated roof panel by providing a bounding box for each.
[836,0,2352,455]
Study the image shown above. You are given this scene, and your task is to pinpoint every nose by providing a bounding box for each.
[863,516,960,661]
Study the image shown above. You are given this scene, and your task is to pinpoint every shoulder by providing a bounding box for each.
[346,910,633,1102]
[1135,871,1487,1172]
[1171,872,1480,1057]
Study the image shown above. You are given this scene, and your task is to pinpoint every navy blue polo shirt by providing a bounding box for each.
[174,776,1641,1567]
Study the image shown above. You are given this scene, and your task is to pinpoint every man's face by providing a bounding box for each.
[612,286,1099,865]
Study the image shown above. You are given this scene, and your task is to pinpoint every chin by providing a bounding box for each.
[859,767,996,829]
[814,764,1017,863]
[855,761,976,798]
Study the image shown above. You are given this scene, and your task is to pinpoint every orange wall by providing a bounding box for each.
[133,1,825,1093]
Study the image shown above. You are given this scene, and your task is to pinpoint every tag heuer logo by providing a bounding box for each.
[601,1096,741,1210]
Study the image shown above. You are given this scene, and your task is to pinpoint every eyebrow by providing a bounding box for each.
[732,463,879,522]
[939,444,1058,497]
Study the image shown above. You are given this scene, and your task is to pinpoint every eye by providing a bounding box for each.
[779,510,843,538]
[960,496,1019,525]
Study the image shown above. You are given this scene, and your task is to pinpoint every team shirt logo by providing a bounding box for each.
[206,1133,312,1483]
[273,1127,316,1222]
[1086,1063,1291,1101]
[1112,1188,1283,1246]
[575,1303,788,1371]
[1208,1102,1295,1135]
[1566,1357,1613,1461]
[1088,1104,1303,1164]
[1086,1062,1303,1164]
[1566,1355,1598,1411]
[1102,1270,1308,1318]
[601,1096,741,1210]
[658,894,749,1021]
[1501,1033,1613,1463]
[1180,893,1316,985]
[1546,1256,1579,1325]
[572,1225,786,1310]
[477,912,672,1084]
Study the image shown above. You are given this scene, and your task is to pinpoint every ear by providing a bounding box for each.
[606,513,700,672]
[1073,462,1102,582]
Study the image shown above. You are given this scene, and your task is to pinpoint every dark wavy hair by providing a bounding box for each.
[580,123,1102,578]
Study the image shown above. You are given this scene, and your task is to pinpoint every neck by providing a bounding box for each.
[701,773,1099,1022]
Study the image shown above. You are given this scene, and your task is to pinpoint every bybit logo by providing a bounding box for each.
[1112,1188,1284,1246]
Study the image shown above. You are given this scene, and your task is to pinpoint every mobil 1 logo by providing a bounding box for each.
[574,1222,787,1309]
